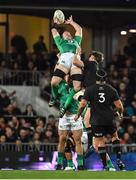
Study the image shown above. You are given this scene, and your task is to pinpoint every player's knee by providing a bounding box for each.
[59,135,67,144]
[51,78,58,86]
[75,137,82,145]
[95,137,105,147]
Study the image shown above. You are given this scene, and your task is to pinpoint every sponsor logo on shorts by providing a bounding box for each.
[95,133,103,137]
[61,60,65,63]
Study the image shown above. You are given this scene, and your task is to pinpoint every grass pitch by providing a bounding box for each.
[0,170,135,179]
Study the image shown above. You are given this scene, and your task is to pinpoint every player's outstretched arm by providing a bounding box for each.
[65,15,82,37]
[51,28,60,38]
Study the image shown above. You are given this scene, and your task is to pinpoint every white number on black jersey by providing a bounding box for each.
[98,93,105,103]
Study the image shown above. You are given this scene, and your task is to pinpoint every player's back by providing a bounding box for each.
[83,61,98,87]
[87,83,119,126]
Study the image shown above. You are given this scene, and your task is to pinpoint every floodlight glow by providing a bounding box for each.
[120,31,127,35]
[129,29,136,33]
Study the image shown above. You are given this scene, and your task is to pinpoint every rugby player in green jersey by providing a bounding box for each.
[56,81,115,170]
[50,15,83,117]
[56,80,84,170]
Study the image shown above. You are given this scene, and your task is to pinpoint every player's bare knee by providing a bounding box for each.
[51,79,58,86]
[59,135,67,144]
[74,137,82,145]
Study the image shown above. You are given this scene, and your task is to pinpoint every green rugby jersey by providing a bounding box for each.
[54,35,82,54]
[58,81,79,114]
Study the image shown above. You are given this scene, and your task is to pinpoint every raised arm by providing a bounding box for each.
[65,16,82,37]
[51,18,63,47]
[51,28,60,39]
[51,17,62,38]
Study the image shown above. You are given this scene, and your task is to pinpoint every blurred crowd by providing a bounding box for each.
[0,114,58,145]
[106,35,136,145]
[0,89,59,145]
[0,34,58,86]
[0,34,136,147]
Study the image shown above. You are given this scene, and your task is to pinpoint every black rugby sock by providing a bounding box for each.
[112,139,121,160]
[86,127,92,148]
[98,147,107,168]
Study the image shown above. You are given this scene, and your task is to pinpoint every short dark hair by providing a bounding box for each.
[59,27,67,37]
[89,51,104,63]
[96,69,107,82]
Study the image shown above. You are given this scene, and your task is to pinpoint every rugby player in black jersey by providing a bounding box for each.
[73,51,104,148]
[75,69,125,170]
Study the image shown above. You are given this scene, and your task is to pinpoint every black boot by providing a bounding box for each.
[117,159,125,170]
[77,165,84,170]
[56,164,63,170]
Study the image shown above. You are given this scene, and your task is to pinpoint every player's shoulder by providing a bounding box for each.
[86,84,97,93]
[105,83,117,92]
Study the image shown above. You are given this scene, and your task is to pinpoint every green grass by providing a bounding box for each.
[0,170,135,179]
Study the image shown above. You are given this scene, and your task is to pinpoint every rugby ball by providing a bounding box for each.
[53,10,65,24]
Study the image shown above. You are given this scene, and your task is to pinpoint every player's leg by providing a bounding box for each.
[81,128,88,153]
[94,136,107,170]
[57,130,68,169]
[64,136,75,170]
[83,107,92,148]
[57,115,69,169]
[64,151,74,170]
[106,153,115,170]
[93,137,115,170]
[72,129,84,170]
[71,116,84,170]
[60,67,82,117]
[50,64,69,106]
[92,126,108,170]
[111,131,125,170]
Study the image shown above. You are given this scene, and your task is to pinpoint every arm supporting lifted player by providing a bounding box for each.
[73,46,84,68]
[74,98,124,121]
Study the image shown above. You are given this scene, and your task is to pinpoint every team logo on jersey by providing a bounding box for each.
[99,86,104,90]
[61,60,65,63]
[68,39,74,43]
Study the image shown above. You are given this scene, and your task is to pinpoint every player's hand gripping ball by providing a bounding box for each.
[53,10,65,24]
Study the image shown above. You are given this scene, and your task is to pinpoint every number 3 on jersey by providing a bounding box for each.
[98,93,105,103]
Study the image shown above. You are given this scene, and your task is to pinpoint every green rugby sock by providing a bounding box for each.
[51,85,59,100]
[107,159,114,168]
[57,152,63,165]
[68,159,74,167]
[77,154,83,166]
[64,88,76,109]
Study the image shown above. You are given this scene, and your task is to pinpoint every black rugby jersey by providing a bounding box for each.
[83,83,120,126]
[83,61,98,88]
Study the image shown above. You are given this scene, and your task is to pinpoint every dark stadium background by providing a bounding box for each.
[0,0,135,171]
